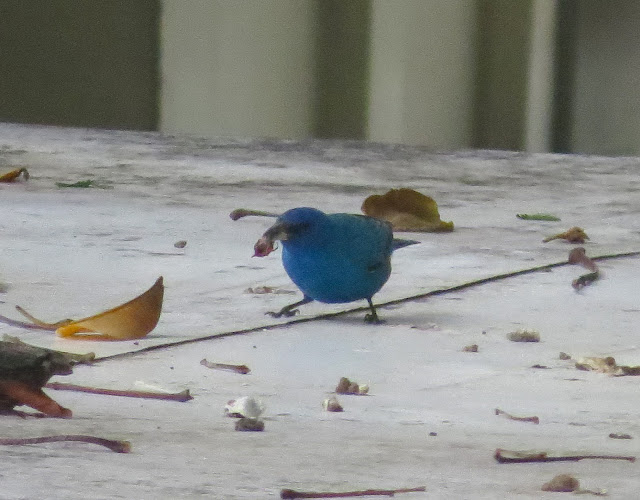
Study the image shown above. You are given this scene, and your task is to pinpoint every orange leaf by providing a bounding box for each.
[362,188,454,232]
[543,227,589,243]
[55,277,164,340]
[0,167,29,182]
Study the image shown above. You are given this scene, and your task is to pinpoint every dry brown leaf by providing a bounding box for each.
[361,188,454,232]
[543,226,589,243]
[575,355,640,376]
[0,167,29,182]
[54,277,164,340]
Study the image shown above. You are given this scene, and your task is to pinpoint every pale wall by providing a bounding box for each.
[160,0,316,139]
[367,0,478,149]
[570,1,640,155]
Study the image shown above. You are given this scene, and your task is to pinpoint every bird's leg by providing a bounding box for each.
[364,298,385,324]
[266,297,313,318]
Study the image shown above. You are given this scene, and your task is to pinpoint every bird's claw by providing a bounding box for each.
[266,308,299,318]
[364,313,385,325]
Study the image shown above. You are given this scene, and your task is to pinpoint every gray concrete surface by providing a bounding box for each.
[0,123,638,499]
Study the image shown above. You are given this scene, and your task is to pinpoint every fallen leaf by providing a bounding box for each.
[361,188,454,232]
[56,179,95,188]
[507,329,540,342]
[516,213,560,221]
[575,356,619,374]
[55,179,112,189]
[0,167,29,182]
[574,355,640,376]
[55,277,164,340]
[543,226,589,243]
[12,277,164,340]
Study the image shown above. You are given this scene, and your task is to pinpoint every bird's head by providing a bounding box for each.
[253,207,327,257]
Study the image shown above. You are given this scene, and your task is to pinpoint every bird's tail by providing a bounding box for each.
[392,238,419,251]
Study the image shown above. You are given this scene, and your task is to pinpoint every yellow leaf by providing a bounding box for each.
[361,188,454,232]
[53,277,164,340]
[0,167,29,182]
[543,227,589,243]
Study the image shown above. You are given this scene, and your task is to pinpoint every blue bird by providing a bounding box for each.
[253,207,416,322]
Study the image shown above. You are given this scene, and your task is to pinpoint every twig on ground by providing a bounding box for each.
[495,448,635,463]
[200,359,250,374]
[0,314,49,330]
[280,486,426,499]
[0,435,130,453]
[45,382,192,402]
[230,208,280,220]
[495,408,539,424]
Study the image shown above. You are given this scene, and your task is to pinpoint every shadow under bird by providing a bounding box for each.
[253,207,417,322]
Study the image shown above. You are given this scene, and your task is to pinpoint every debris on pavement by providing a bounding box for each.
[0,435,131,453]
[541,474,580,492]
[543,227,589,243]
[495,408,539,424]
[280,485,426,499]
[45,381,193,402]
[55,179,112,189]
[574,356,640,376]
[224,396,265,419]
[568,247,600,290]
[322,396,343,412]
[244,286,295,295]
[200,358,250,374]
[361,188,454,232]
[516,213,560,221]
[0,167,29,182]
[229,208,280,220]
[235,418,265,432]
[462,343,478,352]
[2,335,95,364]
[609,433,633,440]
[0,340,76,417]
[507,329,540,342]
[335,377,369,395]
[1,277,164,340]
[494,448,635,463]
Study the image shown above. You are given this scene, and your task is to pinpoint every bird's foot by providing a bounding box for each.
[364,313,385,325]
[266,308,299,318]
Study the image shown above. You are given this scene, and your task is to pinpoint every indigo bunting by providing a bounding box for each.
[254,207,416,322]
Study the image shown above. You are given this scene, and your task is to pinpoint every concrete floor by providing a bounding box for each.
[0,123,639,499]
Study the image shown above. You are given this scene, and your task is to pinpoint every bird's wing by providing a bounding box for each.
[327,214,393,266]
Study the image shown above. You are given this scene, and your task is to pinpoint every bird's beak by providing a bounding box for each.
[253,221,290,257]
